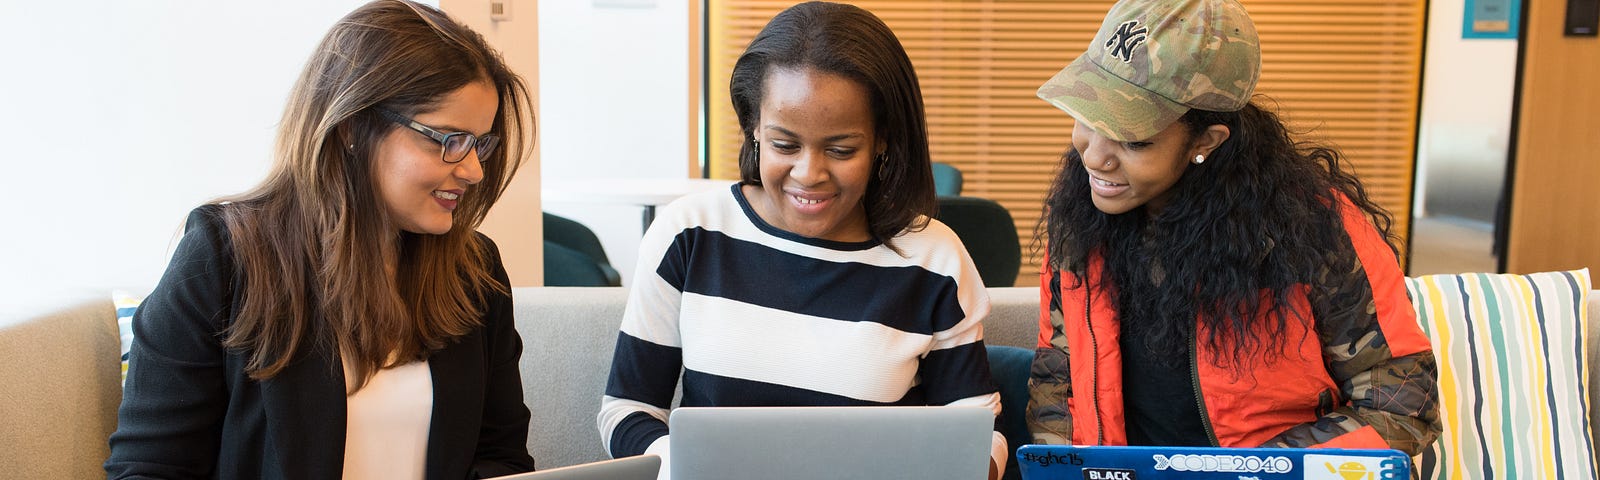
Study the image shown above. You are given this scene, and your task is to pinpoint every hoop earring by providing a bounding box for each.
[1192,154,1205,165]
[877,152,890,181]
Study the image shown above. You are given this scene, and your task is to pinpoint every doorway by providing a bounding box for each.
[1408,0,1518,275]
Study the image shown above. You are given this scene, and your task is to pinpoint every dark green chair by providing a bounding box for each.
[934,196,1021,287]
[987,344,1034,480]
[543,213,621,287]
[933,161,964,196]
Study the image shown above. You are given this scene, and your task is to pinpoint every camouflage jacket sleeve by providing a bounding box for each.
[1260,227,1442,455]
[1025,270,1074,444]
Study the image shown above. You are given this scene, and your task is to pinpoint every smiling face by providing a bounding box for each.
[743,67,881,243]
[1072,118,1229,215]
[372,79,499,235]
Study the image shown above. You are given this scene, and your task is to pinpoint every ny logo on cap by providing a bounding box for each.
[1104,20,1148,63]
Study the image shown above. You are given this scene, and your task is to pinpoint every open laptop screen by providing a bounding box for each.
[1016,444,1410,480]
[670,406,993,480]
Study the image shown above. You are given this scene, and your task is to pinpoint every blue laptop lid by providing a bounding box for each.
[1016,444,1410,480]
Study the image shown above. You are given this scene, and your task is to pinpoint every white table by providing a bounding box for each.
[542,178,736,232]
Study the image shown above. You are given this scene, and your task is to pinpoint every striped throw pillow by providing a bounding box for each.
[112,290,141,386]
[1407,269,1594,479]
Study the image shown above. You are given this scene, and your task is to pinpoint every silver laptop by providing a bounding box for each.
[669,406,993,480]
[486,455,661,480]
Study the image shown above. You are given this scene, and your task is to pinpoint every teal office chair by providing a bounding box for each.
[543,212,622,287]
[932,161,964,196]
[934,196,1021,287]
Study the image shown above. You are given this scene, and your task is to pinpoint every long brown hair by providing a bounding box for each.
[730,1,935,247]
[214,0,532,389]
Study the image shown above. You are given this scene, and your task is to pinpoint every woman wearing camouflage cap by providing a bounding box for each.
[1024,0,1442,455]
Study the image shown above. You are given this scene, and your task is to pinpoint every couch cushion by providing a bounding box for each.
[983,287,1040,350]
[1407,269,1595,479]
[513,287,635,469]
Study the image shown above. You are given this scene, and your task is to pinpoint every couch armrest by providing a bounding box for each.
[0,291,122,478]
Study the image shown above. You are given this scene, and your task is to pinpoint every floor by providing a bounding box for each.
[1407,215,1498,276]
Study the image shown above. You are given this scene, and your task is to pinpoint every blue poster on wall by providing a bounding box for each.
[1463,0,1520,39]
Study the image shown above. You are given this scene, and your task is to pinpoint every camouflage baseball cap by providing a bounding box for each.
[1037,0,1260,142]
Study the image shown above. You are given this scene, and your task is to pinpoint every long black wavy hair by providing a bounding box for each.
[1041,100,1398,369]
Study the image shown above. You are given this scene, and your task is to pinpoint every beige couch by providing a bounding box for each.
[515,287,1043,469]
[0,292,124,479]
[4,286,1597,475]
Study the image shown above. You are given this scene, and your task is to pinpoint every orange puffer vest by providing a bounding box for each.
[1035,198,1431,448]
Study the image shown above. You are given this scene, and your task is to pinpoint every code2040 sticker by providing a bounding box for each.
[1151,453,1295,474]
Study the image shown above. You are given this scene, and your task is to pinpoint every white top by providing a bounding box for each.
[341,358,433,480]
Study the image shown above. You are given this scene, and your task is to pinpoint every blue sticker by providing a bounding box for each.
[1463,0,1520,39]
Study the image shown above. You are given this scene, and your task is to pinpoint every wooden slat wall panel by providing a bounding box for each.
[1252,0,1422,263]
[709,0,1422,286]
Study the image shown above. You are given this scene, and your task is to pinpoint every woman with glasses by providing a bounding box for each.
[106,1,536,478]
[600,2,1007,479]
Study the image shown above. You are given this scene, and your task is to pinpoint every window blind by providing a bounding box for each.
[708,0,1422,286]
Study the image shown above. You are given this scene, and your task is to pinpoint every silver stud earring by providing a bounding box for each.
[1193,154,1205,164]
[1103,159,1112,168]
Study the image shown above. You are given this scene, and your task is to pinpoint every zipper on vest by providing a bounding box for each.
[1084,286,1104,446]
[1190,332,1219,446]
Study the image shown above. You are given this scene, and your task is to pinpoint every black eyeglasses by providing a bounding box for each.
[377,108,500,165]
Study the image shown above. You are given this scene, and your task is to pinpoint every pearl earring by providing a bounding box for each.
[1193,154,1205,164]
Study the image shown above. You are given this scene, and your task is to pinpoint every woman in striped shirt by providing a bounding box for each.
[599,2,1007,478]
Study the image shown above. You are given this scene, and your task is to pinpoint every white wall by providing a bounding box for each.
[1414,0,1518,223]
[0,1,380,307]
[0,1,553,304]
[538,0,693,285]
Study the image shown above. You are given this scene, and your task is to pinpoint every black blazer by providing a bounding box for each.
[106,206,535,479]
